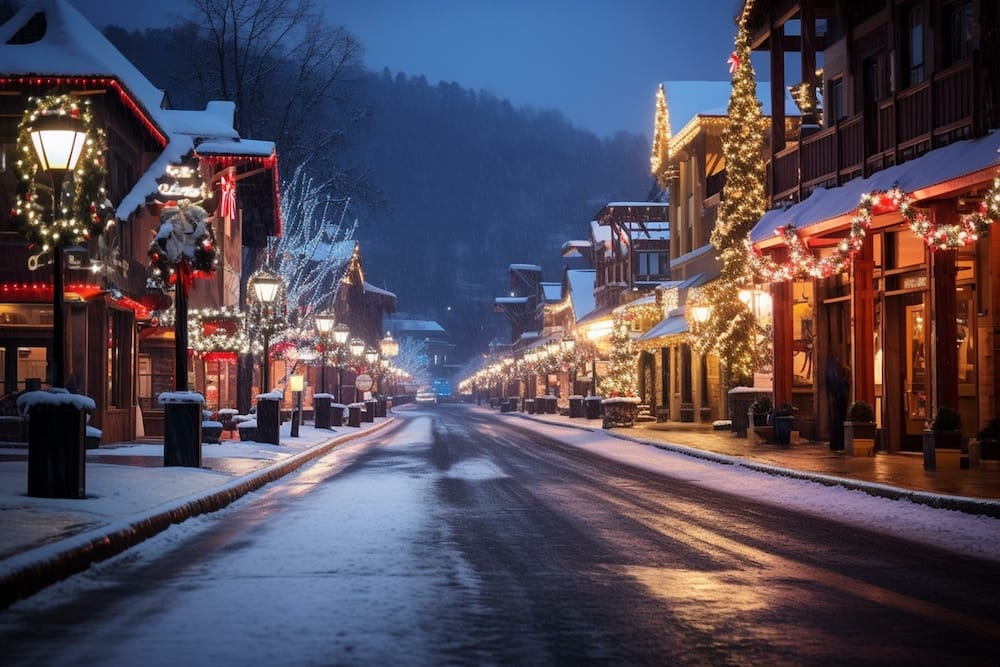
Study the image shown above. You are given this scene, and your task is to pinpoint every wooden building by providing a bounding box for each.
[744,0,1000,452]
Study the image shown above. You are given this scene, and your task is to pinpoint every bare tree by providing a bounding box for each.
[181,0,377,201]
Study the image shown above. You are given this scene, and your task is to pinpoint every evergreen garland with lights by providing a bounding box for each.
[147,199,218,288]
[692,0,766,388]
[13,94,113,254]
[598,312,637,397]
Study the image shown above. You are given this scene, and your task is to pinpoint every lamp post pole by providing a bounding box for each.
[252,271,282,394]
[314,310,337,394]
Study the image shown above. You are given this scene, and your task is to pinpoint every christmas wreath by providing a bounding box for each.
[148,199,218,289]
[13,93,112,253]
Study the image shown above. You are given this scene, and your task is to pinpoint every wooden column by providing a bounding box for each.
[931,205,959,412]
[771,270,794,408]
[852,230,875,406]
[769,22,786,155]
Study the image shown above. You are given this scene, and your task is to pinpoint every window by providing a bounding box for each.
[828,77,846,123]
[944,1,974,67]
[637,251,668,280]
[903,4,924,86]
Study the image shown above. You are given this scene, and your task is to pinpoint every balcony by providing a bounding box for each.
[769,62,974,205]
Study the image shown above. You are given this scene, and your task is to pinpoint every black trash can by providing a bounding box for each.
[544,396,558,414]
[256,396,281,445]
[585,396,603,420]
[26,401,88,498]
[331,403,346,427]
[314,394,332,429]
[348,403,363,427]
[569,396,584,418]
[524,399,535,414]
[164,399,204,467]
[363,399,377,422]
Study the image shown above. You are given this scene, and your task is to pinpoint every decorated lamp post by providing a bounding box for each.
[314,310,337,394]
[16,95,110,388]
[147,199,218,467]
[251,270,283,393]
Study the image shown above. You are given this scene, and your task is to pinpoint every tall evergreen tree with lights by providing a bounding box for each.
[599,312,637,397]
[691,0,767,389]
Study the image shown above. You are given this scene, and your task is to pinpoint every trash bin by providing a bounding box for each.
[364,399,377,422]
[314,393,332,429]
[569,396,584,418]
[524,399,535,414]
[507,397,520,412]
[163,398,204,467]
[24,398,90,499]
[331,403,346,427]
[543,395,558,414]
[348,402,363,427]
[256,394,281,445]
[585,396,603,420]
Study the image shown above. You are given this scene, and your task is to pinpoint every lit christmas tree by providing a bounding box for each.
[649,83,672,185]
[691,0,767,389]
[598,312,636,397]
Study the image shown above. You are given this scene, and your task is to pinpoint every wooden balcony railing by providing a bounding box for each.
[768,61,975,207]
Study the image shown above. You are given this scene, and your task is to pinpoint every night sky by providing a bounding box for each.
[70,0,747,139]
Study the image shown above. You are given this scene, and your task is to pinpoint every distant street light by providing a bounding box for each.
[253,270,283,393]
[314,310,337,394]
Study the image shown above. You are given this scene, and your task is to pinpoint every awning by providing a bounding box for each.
[751,130,1000,247]
[640,313,689,341]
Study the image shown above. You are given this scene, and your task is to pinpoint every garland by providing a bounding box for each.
[904,175,1000,250]
[14,94,112,253]
[746,188,888,281]
[147,199,218,289]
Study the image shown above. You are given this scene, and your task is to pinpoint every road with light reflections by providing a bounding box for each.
[2,404,998,665]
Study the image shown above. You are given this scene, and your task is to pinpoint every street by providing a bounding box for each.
[2,404,999,666]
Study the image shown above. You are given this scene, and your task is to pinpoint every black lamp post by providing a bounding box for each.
[332,323,350,401]
[28,112,87,388]
[314,310,337,394]
[253,271,282,393]
[349,337,366,402]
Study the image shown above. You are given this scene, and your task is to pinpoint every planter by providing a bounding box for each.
[922,429,962,470]
[748,412,770,428]
[772,415,794,446]
[601,397,640,429]
[844,421,877,456]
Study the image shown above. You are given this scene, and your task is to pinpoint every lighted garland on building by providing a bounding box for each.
[187,307,250,356]
[147,199,217,289]
[746,188,889,281]
[14,94,112,253]
[904,175,1000,250]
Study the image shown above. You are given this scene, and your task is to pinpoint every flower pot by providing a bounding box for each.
[773,415,794,446]
[844,421,876,456]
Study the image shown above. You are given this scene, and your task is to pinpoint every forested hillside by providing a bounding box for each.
[347,70,652,355]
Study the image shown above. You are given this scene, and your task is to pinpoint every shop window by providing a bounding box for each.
[138,349,174,410]
[943,1,974,67]
[16,347,46,390]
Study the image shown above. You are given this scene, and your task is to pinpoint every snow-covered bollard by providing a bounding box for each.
[256,391,282,445]
[314,392,333,429]
[330,403,347,427]
[159,391,205,467]
[17,388,95,499]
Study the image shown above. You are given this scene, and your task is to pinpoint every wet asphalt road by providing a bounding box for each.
[2,403,999,666]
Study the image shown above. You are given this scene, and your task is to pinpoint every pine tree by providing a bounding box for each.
[692,0,768,389]
[599,312,637,397]
[649,83,672,186]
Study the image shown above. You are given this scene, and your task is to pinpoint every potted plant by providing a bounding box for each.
[772,401,796,446]
[748,396,772,428]
[844,400,876,456]
[922,406,963,470]
[972,417,1000,467]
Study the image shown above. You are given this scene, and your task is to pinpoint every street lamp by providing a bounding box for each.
[253,270,282,393]
[332,323,350,401]
[314,310,336,394]
[28,112,87,388]
[379,331,399,358]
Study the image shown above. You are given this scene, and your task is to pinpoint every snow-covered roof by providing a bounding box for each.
[590,221,611,243]
[541,282,561,302]
[363,282,396,299]
[509,263,542,272]
[561,240,590,258]
[0,0,167,127]
[566,269,596,322]
[495,296,529,305]
[384,319,446,336]
[752,130,1000,243]
[640,313,689,340]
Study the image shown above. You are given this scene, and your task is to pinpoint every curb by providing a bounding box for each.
[504,411,1000,519]
[0,418,395,611]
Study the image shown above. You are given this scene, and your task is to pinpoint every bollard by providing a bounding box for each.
[257,395,280,445]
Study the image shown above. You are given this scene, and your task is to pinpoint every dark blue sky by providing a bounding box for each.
[72,0,746,138]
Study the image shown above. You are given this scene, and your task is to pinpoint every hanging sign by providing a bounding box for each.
[356,374,374,392]
[153,158,206,203]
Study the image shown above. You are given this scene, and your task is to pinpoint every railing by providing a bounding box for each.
[766,61,975,208]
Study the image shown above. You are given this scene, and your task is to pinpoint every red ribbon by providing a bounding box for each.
[220,174,237,219]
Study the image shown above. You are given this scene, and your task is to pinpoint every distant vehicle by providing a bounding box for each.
[415,391,437,404]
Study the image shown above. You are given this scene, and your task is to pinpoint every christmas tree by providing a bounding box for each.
[691,0,767,389]
[598,312,637,397]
